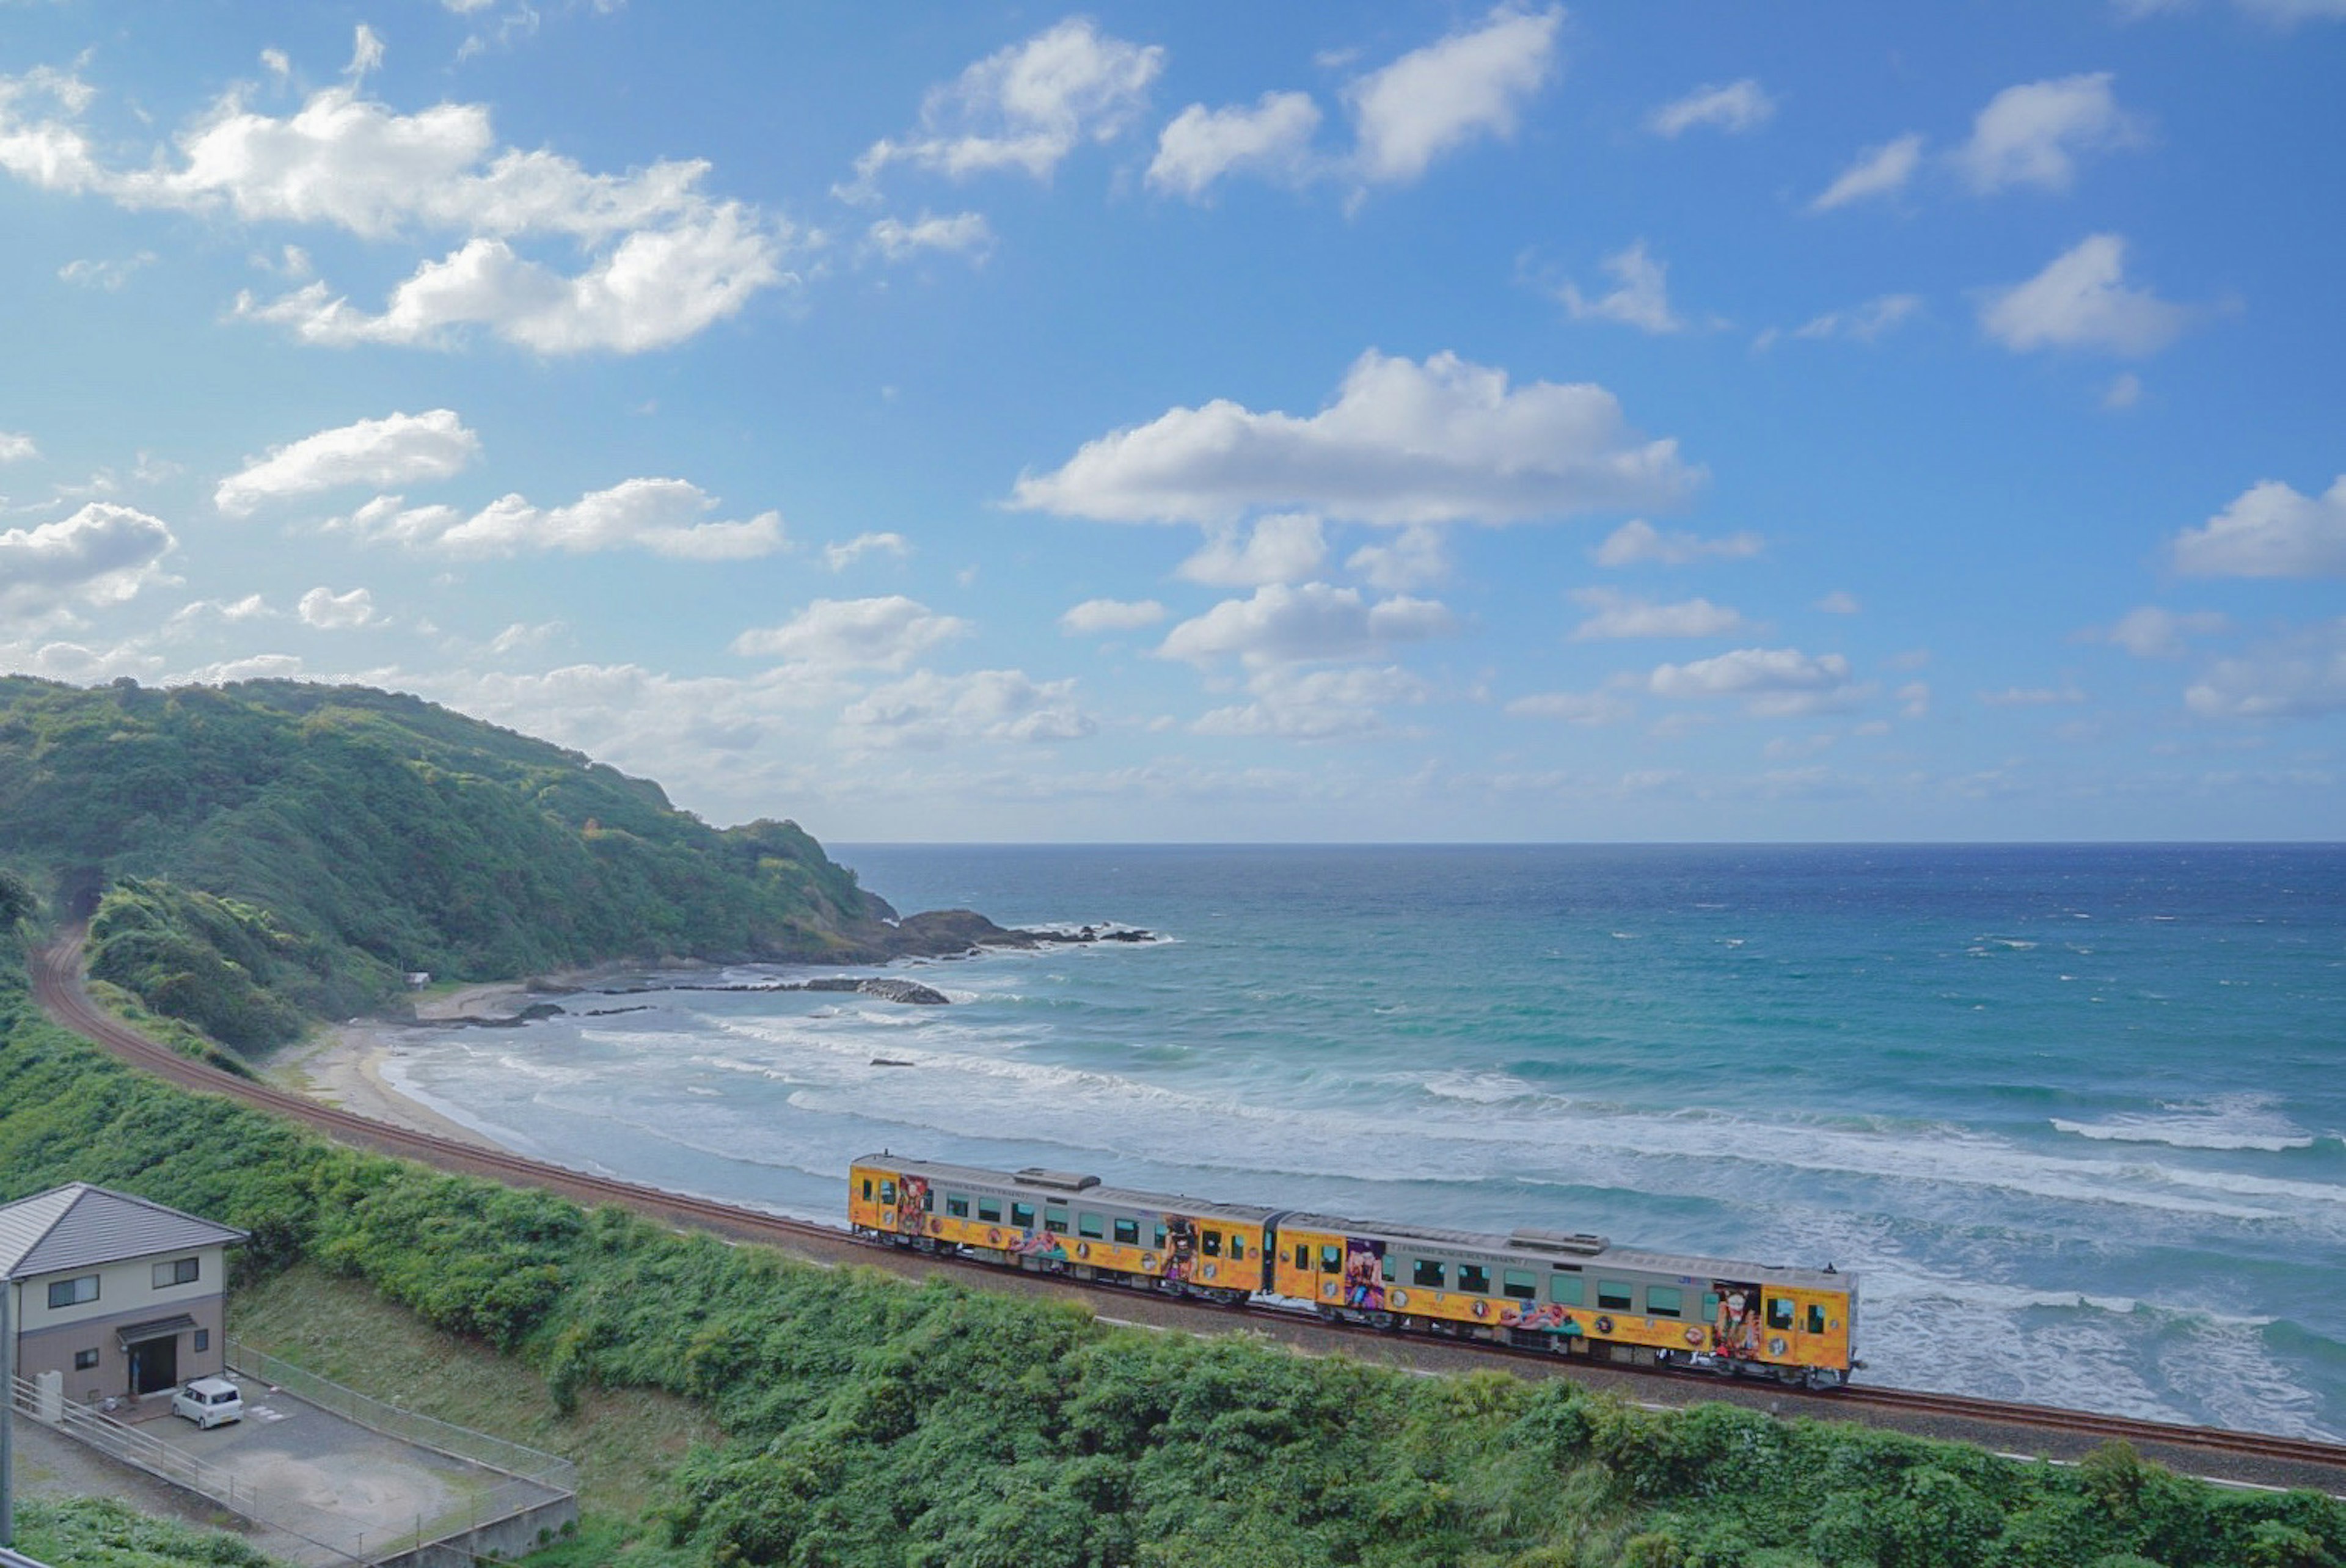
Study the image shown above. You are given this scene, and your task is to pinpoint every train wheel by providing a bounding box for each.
[1315,1305,1342,1324]
[1368,1311,1396,1332]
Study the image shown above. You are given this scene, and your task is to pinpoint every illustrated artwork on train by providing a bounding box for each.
[1343,1236,1386,1311]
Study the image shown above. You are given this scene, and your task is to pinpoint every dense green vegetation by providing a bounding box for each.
[0,677,896,1045]
[1,932,2339,1567]
[9,1497,286,1568]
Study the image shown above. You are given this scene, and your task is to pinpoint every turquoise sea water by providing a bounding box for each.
[381,844,2346,1437]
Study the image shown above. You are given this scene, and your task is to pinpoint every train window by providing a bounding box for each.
[861,1178,872,1201]
[1296,1243,1312,1270]
[1598,1282,1634,1312]
[978,1198,1003,1223]
[1412,1259,1445,1289]
[947,1195,970,1219]
[1702,1293,1720,1319]
[1503,1270,1537,1300]
[1011,1202,1036,1228]
[1202,1231,1222,1258]
[1044,1209,1069,1235]
[1549,1275,1584,1307]
[1314,1244,1337,1273]
[1114,1218,1140,1245]
[1155,1225,1169,1249]
[1381,1255,1394,1282]
[923,1189,935,1211]
[1078,1212,1105,1239]
[1807,1304,1828,1335]
[1646,1286,1683,1318]
[1767,1297,1795,1332]
[1231,1234,1246,1261]
[880,1180,897,1205]
[1457,1264,1491,1295]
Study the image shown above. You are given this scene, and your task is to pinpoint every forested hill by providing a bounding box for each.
[0,676,940,1049]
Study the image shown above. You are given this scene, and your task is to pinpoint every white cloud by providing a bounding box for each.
[0,432,35,464]
[1346,524,1448,591]
[840,668,1094,748]
[1810,133,1923,212]
[1059,597,1167,635]
[215,409,479,514]
[0,502,177,616]
[1898,681,1931,718]
[1979,234,2187,357]
[1647,79,1775,137]
[731,595,971,669]
[1505,688,1634,724]
[58,252,155,290]
[2103,372,2144,409]
[1978,684,2086,707]
[1568,588,1752,640]
[1647,646,1866,717]
[844,18,1163,193]
[166,593,273,631]
[866,211,995,263]
[1784,293,1921,344]
[234,203,782,354]
[1149,92,1321,199]
[2172,475,2346,578]
[2185,620,2346,720]
[1177,514,1327,586]
[1193,664,1430,740]
[1952,73,2144,194]
[1560,241,1683,334]
[825,531,912,571]
[2091,605,2230,657]
[1591,519,1763,566]
[1014,349,1697,527]
[1158,582,1455,668]
[2235,0,2346,19]
[1815,591,1862,615]
[298,585,376,629]
[437,478,785,559]
[1345,4,1561,185]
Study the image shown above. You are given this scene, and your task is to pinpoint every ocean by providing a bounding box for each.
[378,844,2346,1439]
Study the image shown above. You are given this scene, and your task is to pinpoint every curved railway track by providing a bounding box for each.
[28,932,2346,1483]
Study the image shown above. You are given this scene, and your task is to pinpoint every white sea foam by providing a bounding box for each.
[2052,1093,2319,1152]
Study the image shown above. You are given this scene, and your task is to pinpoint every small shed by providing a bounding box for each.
[0,1184,246,1404]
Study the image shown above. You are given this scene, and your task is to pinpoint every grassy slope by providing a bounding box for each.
[10,1498,288,1568]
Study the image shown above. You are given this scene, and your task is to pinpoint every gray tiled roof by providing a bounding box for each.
[0,1183,246,1280]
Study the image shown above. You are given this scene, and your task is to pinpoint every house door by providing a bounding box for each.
[128,1334,178,1395]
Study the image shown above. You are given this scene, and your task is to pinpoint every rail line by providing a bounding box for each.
[27,932,2346,1481]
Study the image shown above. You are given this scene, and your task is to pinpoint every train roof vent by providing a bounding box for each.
[1507,1228,1609,1255]
[1014,1167,1101,1192]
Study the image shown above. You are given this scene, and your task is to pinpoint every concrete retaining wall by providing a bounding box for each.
[378,1495,579,1567]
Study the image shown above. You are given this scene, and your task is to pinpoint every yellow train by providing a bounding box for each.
[849,1153,1859,1388]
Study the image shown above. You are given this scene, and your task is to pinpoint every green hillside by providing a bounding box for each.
[0,676,921,1049]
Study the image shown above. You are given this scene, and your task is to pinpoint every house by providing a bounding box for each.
[0,1184,246,1404]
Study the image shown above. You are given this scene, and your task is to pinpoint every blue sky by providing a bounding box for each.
[1,1,2341,841]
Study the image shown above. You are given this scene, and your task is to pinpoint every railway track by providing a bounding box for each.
[27,932,2346,1483]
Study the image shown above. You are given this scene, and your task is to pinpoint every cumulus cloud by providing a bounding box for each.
[1505,688,1634,724]
[215,409,479,514]
[1014,349,1697,527]
[844,18,1163,195]
[298,585,377,629]
[1158,582,1454,668]
[0,431,35,464]
[1979,233,2187,357]
[840,668,1094,748]
[1978,684,2085,707]
[1193,664,1431,740]
[1591,519,1763,566]
[1647,646,1867,717]
[1568,588,1752,641]
[1345,525,1448,591]
[1149,92,1321,199]
[2089,605,2230,657]
[1810,133,1923,212]
[1815,591,1862,615]
[732,596,971,669]
[58,252,155,290]
[1345,4,1562,186]
[1952,73,2144,194]
[866,211,995,263]
[2185,620,2346,720]
[1177,514,1327,586]
[1775,293,1921,346]
[0,42,792,356]
[825,531,912,571]
[1060,598,1167,635]
[1560,241,1683,334]
[2172,475,2346,578]
[1648,79,1775,137]
[0,502,177,617]
[435,478,785,559]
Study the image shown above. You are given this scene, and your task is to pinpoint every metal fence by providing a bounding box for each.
[225,1339,576,1493]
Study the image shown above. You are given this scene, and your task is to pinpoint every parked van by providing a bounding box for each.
[171,1376,243,1429]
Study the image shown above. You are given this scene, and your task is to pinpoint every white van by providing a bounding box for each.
[170,1376,243,1429]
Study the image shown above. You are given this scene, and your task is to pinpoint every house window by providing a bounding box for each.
[48,1275,99,1309]
[74,1349,99,1371]
[153,1257,200,1289]
[194,1329,210,1352]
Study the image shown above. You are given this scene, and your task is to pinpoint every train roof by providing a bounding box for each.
[1279,1209,1854,1293]
[858,1153,1281,1225]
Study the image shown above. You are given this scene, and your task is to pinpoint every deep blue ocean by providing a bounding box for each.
[381,844,2346,1437]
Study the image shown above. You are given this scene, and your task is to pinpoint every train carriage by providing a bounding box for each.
[849,1154,1275,1303]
